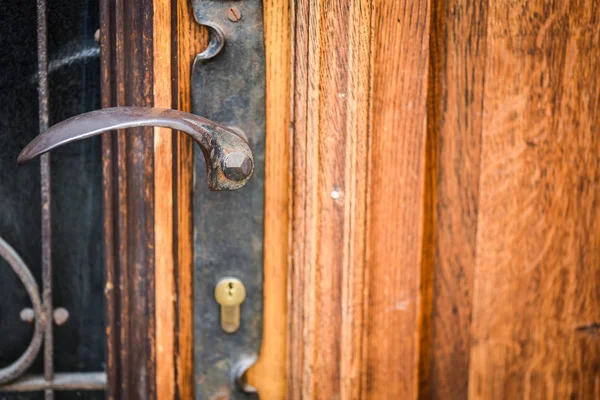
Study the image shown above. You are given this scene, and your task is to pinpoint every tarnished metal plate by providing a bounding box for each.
[192,1,265,399]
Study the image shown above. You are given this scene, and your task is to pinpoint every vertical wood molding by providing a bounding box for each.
[289,0,371,398]
[100,0,117,396]
[289,0,432,398]
[173,1,206,399]
[101,0,156,398]
[153,0,174,398]
[245,0,292,398]
[468,2,600,398]
[427,0,488,398]
[364,1,431,399]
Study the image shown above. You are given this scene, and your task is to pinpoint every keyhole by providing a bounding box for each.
[228,282,235,297]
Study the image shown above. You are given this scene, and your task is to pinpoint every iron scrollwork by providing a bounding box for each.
[0,236,44,384]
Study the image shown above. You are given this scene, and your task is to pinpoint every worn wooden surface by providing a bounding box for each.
[288,0,371,398]
[288,0,600,398]
[365,1,432,399]
[173,1,206,399]
[427,0,488,398]
[100,0,202,398]
[100,0,156,398]
[153,0,175,397]
[425,1,600,399]
[288,0,432,398]
[468,1,600,398]
[245,0,292,398]
[99,1,117,396]
[154,0,213,398]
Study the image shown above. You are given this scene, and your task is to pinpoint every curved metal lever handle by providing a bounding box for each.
[17,107,254,191]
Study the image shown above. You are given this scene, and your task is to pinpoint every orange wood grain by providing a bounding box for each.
[468,2,600,398]
[244,0,292,398]
[363,1,431,399]
[288,0,371,398]
[426,0,489,398]
[174,1,206,399]
[153,0,175,398]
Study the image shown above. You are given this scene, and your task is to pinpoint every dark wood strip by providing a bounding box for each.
[99,0,119,398]
[101,0,156,398]
[427,0,488,398]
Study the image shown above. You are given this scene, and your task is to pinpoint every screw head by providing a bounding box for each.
[222,152,252,181]
[227,7,241,22]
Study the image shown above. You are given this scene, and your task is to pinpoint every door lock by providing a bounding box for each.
[215,278,247,333]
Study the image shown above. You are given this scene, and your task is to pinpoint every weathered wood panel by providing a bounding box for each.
[364,1,431,399]
[288,0,371,398]
[468,2,600,398]
[101,0,204,398]
[288,0,431,398]
[427,0,488,398]
[101,0,156,398]
[153,0,175,397]
[173,1,206,399]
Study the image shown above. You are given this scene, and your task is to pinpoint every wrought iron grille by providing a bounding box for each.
[0,0,106,397]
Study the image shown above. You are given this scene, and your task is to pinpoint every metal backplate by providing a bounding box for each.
[192,1,265,399]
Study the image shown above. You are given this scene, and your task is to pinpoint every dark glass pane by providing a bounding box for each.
[0,0,104,398]
[0,0,44,381]
[47,0,104,377]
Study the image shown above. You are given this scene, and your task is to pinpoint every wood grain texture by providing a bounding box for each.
[173,1,206,399]
[153,0,175,398]
[101,0,156,398]
[427,0,489,398]
[363,1,431,399]
[244,0,292,398]
[289,0,371,398]
[468,1,600,398]
[99,0,118,397]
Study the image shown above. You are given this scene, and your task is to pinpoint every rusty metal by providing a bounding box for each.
[197,23,225,61]
[36,1,54,398]
[0,372,107,392]
[0,241,100,393]
[18,107,254,191]
[223,152,254,181]
[0,237,44,385]
[192,0,265,398]
[227,7,242,22]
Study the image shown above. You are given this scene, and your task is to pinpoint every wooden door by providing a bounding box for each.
[258,0,600,399]
[4,0,595,399]
[98,0,600,398]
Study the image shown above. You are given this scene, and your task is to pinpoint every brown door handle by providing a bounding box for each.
[17,106,254,191]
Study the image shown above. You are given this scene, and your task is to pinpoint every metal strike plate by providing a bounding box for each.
[192,1,265,398]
